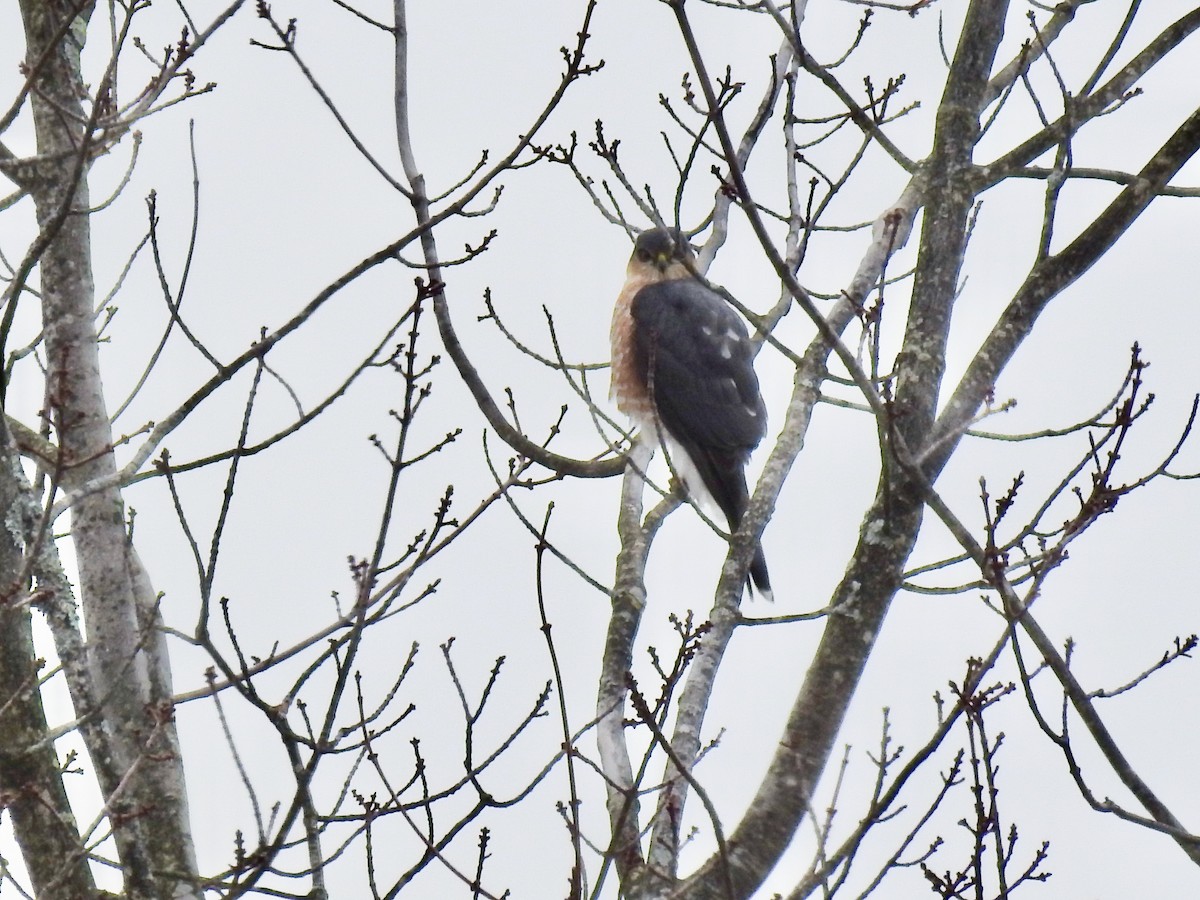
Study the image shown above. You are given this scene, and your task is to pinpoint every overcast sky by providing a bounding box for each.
[4,1,1200,896]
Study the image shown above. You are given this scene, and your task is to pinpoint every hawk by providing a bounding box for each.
[610,227,771,598]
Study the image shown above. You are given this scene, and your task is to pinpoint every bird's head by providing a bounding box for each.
[628,227,696,280]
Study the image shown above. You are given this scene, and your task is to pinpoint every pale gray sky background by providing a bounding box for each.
[4,1,1200,896]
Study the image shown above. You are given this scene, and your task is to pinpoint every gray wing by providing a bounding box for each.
[631,278,766,457]
[632,277,772,596]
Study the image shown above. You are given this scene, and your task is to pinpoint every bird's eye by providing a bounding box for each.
[636,249,652,263]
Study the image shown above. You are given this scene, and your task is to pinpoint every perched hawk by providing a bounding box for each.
[610,227,771,598]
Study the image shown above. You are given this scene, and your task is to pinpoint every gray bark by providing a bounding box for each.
[0,435,96,900]
[17,1,199,896]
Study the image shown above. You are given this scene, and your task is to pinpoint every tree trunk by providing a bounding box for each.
[18,1,199,896]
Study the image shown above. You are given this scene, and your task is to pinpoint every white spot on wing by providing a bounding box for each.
[720,343,732,359]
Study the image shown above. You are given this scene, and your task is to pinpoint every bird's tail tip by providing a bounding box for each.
[749,547,773,602]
